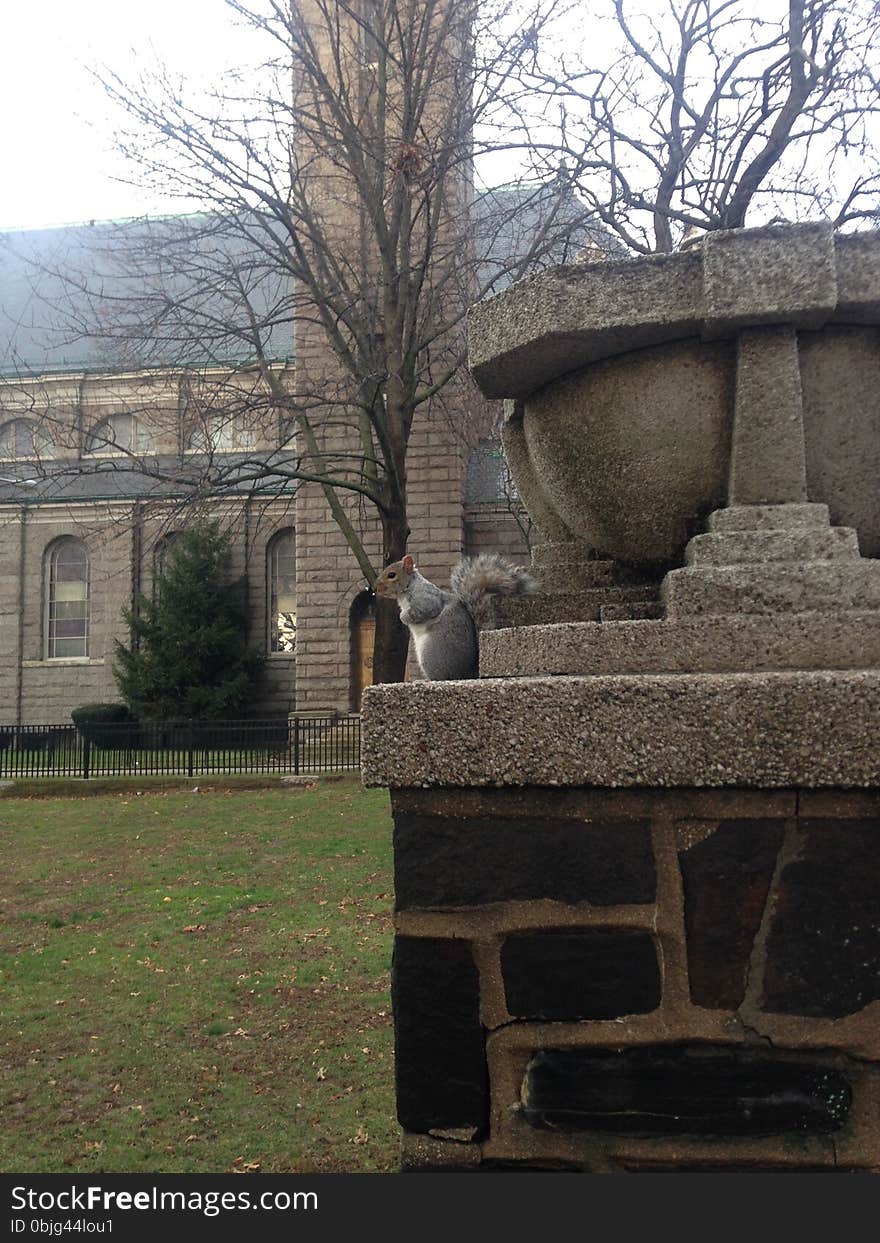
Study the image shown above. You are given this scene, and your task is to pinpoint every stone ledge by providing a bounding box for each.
[361,670,880,789]
[479,613,880,680]
[468,225,880,401]
[21,658,106,668]
[469,250,704,399]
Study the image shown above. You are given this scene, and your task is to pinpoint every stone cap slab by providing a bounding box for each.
[702,222,836,338]
[479,613,880,679]
[361,670,880,789]
[468,224,880,400]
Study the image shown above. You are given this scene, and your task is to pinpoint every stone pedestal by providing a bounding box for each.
[362,222,880,1172]
[363,672,880,1171]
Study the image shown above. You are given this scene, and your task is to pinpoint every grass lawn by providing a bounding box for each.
[0,777,397,1174]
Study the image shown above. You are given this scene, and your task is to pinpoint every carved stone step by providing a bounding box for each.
[663,561,880,617]
[599,602,664,622]
[686,527,860,566]
[495,586,660,628]
[530,541,604,569]
[530,545,655,593]
[534,559,617,592]
[708,503,831,533]
[479,613,880,679]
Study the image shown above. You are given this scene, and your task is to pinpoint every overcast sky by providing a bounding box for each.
[1,0,251,230]
[3,2,874,235]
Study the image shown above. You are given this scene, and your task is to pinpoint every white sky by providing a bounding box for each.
[1,0,251,230]
[2,2,874,235]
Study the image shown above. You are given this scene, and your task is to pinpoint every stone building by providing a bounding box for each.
[0,195,597,724]
[0,1,614,727]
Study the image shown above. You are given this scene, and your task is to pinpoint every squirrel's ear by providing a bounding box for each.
[403,554,414,573]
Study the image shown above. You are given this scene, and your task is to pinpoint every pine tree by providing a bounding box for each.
[114,522,266,720]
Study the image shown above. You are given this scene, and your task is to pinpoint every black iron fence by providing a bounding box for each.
[0,717,361,780]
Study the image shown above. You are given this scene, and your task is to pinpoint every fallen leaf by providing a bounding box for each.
[232,1157,262,1173]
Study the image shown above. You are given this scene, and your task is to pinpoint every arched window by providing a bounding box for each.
[154,532,180,576]
[46,538,89,658]
[0,418,55,460]
[187,414,256,453]
[85,413,155,456]
[268,529,296,653]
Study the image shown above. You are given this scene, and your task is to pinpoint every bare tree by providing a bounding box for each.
[9,0,587,683]
[533,0,880,253]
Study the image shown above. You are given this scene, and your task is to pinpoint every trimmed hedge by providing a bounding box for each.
[71,703,139,749]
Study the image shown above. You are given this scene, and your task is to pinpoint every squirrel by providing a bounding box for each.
[373,552,537,680]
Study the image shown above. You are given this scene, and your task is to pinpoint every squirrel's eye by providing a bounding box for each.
[387,572,396,579]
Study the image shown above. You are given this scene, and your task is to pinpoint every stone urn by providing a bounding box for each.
[469,222,880,568]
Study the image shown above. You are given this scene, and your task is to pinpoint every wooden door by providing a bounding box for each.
[353,615,375,711]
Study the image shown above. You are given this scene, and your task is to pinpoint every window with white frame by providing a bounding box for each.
[0,418,55,460]
[268,529,296,653]
[46,537,89,658]
[187,414,256,453]
[85,413,156,456]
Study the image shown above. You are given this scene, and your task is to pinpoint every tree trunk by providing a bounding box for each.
[373,596,410,685]
[371,504,411,685]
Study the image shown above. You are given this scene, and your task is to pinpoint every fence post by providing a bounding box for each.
[187,719,194,779]
[293,717,300,775]
[82,736,91,781]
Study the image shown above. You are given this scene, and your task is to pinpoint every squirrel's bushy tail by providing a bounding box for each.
[450,553,537,631]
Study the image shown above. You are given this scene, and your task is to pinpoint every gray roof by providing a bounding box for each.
[0,451,299,505]
[0,191,618,505]
[1,190,618,378]
[0,214,295,376]
[472,183,625,294]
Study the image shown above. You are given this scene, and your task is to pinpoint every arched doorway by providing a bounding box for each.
[349,591,376,712]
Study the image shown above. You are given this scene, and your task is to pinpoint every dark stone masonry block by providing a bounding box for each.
[762,819,880,1017]
[678,820,784,1009]
[501,930,661,1020]
[393,813,656,910]
[522,1046,852,1136]
[392,936,488,1135]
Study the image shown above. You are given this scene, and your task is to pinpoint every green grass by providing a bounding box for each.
[0,778,397,1174]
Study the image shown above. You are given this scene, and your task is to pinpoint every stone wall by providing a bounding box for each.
[0,496,299,724]
[388,784,880,1171]
[0,339,519,720]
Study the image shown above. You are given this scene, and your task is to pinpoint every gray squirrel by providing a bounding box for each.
[373,552,536,680]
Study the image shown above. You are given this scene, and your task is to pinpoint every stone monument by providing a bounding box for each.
[362,223,880,1172]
